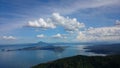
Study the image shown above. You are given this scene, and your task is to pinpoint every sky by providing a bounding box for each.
[0,0,120,44]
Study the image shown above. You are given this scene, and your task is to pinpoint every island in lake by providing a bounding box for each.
[32,43,120,68]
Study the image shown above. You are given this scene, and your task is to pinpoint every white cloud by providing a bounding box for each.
[36,34,45,38]
[115,20,120,26]
[52,13,85,31]
[2,36,16,40]
[77,26,120,42]
[1,0,119,34]
[27,18,56,29]
[27,13,85,32]
[77,20,120,42]
[52,33,67,39]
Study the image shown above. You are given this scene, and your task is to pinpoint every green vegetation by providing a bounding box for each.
[32,55,120,68]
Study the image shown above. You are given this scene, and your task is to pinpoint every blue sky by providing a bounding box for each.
[0,0,120,44]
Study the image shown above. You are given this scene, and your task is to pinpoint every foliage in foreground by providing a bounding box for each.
[32,55,120,68]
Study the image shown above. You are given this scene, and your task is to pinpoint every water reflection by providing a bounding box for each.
[0,45,106,68]
[36,50,44,59]
[0,51,16,60]
[74,45,106,56]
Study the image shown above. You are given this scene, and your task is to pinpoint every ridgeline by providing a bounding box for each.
[32,55,120,68]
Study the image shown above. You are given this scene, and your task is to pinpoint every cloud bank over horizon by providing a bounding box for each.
[27,12,120,42]
[77,25,120,42]
[2,36,16,40]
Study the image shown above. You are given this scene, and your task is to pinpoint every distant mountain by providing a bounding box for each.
[0,41,50,46]
[36,41,90,46]
[32,55,120,68]
[1,41,69,52]
[85,43,120,55]
[0,41,120,46]
[37,41,48,44]
[36,41,51,46]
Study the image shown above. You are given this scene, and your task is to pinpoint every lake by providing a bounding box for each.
[0,45,105,68]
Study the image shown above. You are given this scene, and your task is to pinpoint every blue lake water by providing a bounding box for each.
[0,45,105,68]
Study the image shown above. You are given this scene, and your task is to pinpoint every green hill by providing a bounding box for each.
[32,55,120,68]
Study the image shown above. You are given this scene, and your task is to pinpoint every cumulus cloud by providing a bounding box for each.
[77,26,120,42]
[27,18,56,29]
[26,12,120,42]
[115,20,120,26]
[27,13,85,32]
[52,33,67,39]
[52,13,85,31]
[77,20,120,42]
[36,34,45,38]
[2,36,16,40]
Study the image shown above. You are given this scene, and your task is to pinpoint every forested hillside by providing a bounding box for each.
[32,55,120,68]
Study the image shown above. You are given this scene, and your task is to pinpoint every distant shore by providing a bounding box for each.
[84,43,120,55]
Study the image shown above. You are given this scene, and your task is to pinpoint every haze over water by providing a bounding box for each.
[0,44,105,68]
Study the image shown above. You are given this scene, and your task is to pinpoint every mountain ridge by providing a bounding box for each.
[32,55,120,68]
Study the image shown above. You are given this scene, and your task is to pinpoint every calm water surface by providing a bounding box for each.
[0,45,105,68]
